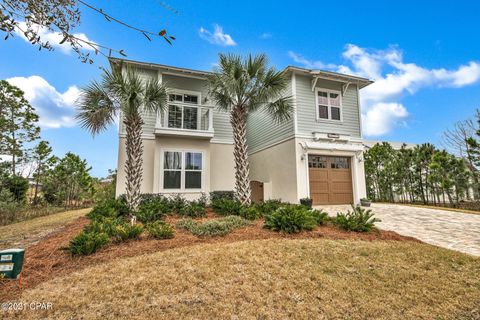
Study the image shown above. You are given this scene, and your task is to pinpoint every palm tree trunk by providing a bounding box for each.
[124,113,144,212]
[230,107,251,206]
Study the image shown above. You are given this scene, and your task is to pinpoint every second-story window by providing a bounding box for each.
[168,93,200,130]
[316,89,342,121]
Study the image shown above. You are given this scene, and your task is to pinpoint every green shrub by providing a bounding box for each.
[255,199,284,216]
[263,205,318,233]
[87,198,129,220]
[176,215,249,237]
[333,205,380,232]
[210,190,235,202]
[311,209,329,225]
[136,200,169,223]
[3,175,29,202]
[68,231,109,255]
[179,202,206,217]
[169,194,187,213]
[239,205,262,220]
[146,221,174,239]
[111,223,144,242]
[211,198,242,216]
[197,193,208,207]
[83,217,123,236]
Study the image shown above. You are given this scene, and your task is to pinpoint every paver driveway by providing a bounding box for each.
[316,203,480,256]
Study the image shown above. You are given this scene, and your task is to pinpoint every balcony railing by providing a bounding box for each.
[155,103,214,138]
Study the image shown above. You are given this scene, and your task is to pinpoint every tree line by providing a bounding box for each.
[365,110,480,207]
[0,80,101,223]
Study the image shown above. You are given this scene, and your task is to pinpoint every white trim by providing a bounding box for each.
[315,88,343,122]
[162,71,207,80]
[356,84,363,139]
[118,133,155,140]
[155,128,214,139]
[291,72,298,135]
[210,139,234,145]
[167,88,202,103]
[159,149,205,193]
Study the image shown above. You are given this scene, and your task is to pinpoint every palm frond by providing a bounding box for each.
[266,96,294,123]
[143,78,168,114]
[76,80,118,135]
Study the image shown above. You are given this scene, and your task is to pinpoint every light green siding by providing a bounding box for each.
[295,74,361,138]
[246,80,295,153]
[119,69,233,142]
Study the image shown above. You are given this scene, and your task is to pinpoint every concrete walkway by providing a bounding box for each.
[316,203,480,256]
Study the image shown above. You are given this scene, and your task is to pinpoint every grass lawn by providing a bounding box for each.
[0,208,90,250]
[9,239,480,320]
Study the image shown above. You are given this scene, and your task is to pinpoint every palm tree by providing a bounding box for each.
[76,65,168,211]
[207,54,292,205]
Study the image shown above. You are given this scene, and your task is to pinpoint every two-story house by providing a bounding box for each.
[112,58,373,205]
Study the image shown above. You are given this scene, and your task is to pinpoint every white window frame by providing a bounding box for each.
[160,149,204,192]
[166,89,203,130]
[315,88,343,122]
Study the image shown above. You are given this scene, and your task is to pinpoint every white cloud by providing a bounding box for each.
[289,44,480,136]
[362,103,409,136]
[199,24,236,46]
[15,21,96,54]
[6,76,80,128]
[288,51,336,70]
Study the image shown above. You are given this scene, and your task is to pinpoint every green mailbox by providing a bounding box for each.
[0,248,25,279]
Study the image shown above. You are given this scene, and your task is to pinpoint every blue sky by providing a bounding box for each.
[1,0,480,177]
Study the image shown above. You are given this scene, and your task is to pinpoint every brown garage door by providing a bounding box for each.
[308,155,353,205]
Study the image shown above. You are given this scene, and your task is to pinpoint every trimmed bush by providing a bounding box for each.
[146,221,174,239]
[311,209,329,225]
[255,199,284,216]
[333,205,380,232]
[111,223,143,242]
[210,191,234,202]
[211,198,242,216]
[239,205,262,220]
[169,194,187,213]
[180,202,206,218]
[136,200,169,223]
[263,205,317,233]
[83,217,123,236]
[87,198,129,220]
[68,231,109,255]
[176,215,249,237]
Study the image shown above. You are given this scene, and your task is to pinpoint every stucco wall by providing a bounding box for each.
[116,137,156,197]
[248,138,298,203]
[210,143,235,191]
[116,136,235,200]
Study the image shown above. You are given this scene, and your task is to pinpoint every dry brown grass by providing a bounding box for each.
[0,208,90,250]
[7,239,480,320]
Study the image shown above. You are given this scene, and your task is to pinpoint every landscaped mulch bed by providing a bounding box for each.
[0,211,419,302]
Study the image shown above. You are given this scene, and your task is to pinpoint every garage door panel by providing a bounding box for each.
[310,181,328,192]
[309,170,328,181]
[311,193,329,204]
[308,155,353,205]
[330,181,352,192]
[330,170,351,181]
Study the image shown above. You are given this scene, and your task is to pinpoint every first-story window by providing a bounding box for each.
[163,151,203,190]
